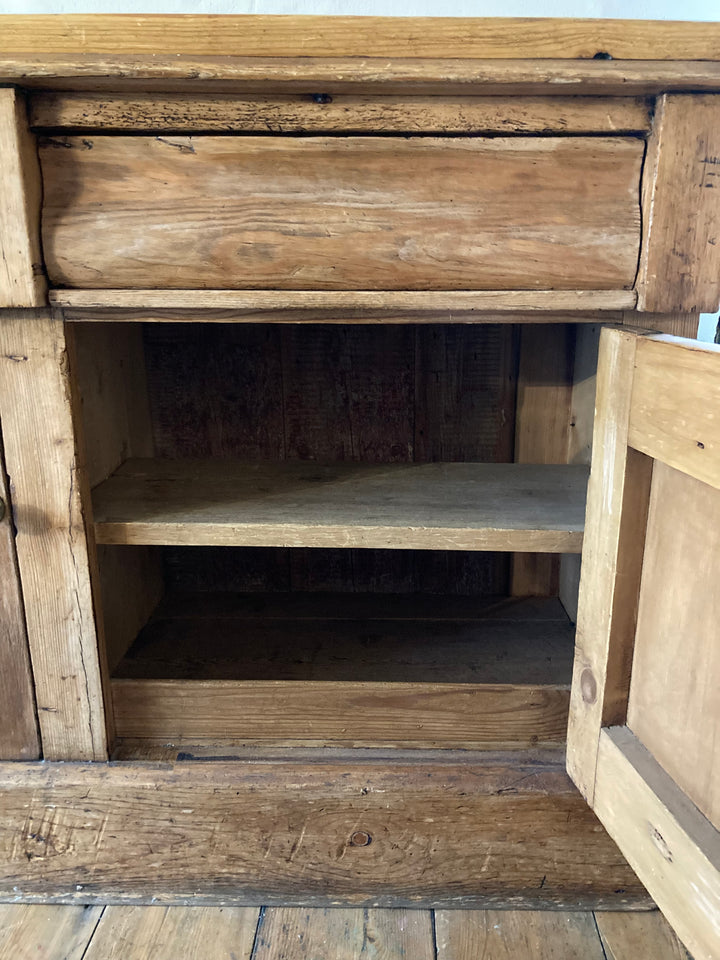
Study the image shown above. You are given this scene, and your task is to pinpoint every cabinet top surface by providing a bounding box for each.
[1,14,720,61]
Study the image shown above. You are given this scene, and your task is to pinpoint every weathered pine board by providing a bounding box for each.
[114,599,574,684]
[511,325,574,596]
[0,756,650,907]
[628,335,720,492]
[5,56,720,98]
[435,910,606,959]
[91,460,588,552]
[0,904,104,960]
[81,906,260,960]
[627,463,720,830]
[596,911,692,960]
[4,15,720,59]
[0,310,110,760]
[637,95,720,314]
[0,88,46,307]
[28,93,653,134]
[594,728,720,960]
[0,440,40,760]
[39,136,643,291]
[566,329,652,803]
[254,907,433,960]
[111,678,570,744]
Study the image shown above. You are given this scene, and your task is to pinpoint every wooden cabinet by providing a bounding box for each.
[0,16,719,959]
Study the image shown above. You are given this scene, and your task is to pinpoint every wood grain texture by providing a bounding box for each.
[40,136,643,292]
[67,323,163,671]
[0,904,103,960]
[559,324,601,623]
[115,593,574,684]
[3,15,720,59]
[5,56,720,98]
[622,311,699,338]
[111,678,570,744]
[0,755,649,907]
[254,907,433,960]
[594,727,720,960]
[627,463,720,830]
[52,288,637,321]
[566,328,652,803]
[637,95,720,314]
[435,910,606,959]
[0,310,109,760]
[596,911,692,960]
[82,906,260,960]
[142,322,513,596]
[511,325,574,597]
[0,88,46,307]
[0,439,40,760]
[628,335,720,492]
[28,92,653,134]
[91,460,588,552]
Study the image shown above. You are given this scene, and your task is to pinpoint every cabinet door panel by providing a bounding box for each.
[567,329,720,960]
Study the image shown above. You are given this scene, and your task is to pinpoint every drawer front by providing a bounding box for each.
[40,135,642,291]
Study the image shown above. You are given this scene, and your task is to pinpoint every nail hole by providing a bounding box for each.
[311,93,333,104]
[349,831,372,847]
[593,51,613,60]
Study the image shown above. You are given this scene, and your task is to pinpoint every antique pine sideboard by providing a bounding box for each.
[0,16,719,960]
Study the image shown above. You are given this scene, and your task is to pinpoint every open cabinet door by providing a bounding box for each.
[567,327,720,960]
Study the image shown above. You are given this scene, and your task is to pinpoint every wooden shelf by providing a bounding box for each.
[92,460,588,552]
[111,593,573,745]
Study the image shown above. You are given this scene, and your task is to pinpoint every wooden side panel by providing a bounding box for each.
[511,325,574,597]
[628,336,720,492]
[0,88,46,307]
[68,323,163,671]
[559,324,601,623]
[39,135,643,291]
[627,463,720,830]
[594,728,720,960]
[0,310,109,760]
[0,756,650,907]
[566,329,652,802]
[637,95,720,314]
[28,93,653,134]
[0,436,40,759]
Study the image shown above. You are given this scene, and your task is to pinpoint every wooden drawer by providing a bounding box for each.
[39,135,642,291]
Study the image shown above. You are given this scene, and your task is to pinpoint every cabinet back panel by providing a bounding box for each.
[143,322,517,595]
[39,135,642,291]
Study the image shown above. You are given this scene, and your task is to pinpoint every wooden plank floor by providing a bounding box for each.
[0,905,692,959]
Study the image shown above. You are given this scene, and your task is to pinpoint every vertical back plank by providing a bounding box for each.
[0,309,110,760]
[511,324,574,596]
[566,328,651,802]
[637,94,720,313]
[0,88,46,308]
[559,323,601,623]
[0,437,39,759]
